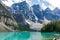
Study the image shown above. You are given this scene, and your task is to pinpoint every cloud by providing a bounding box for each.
[26,0,32,6]
[39,0,59,10]
[2,0,60,10]
[2,0,25,7]
[13,0,25,3]
[41,3,47,10]
[26,0,39,6]
[2,0,14,7]
[46,0,60,9]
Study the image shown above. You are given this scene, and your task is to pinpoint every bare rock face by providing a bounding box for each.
[0,22,13,32]
[0,16,18,31]
[0,2,18,32]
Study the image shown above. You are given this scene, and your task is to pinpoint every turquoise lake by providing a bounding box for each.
[0,32,60,40]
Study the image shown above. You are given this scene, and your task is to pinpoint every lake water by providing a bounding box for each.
[0,32,60,40]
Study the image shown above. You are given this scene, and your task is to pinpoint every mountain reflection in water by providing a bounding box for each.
[0,32,60,40]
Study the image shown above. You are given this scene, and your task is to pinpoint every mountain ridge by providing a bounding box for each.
[11,1,60,30]
[1,1,60,31]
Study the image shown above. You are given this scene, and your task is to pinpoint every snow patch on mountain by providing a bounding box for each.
[30,7,38,21]
[25,19,43,30]
[41,3,47,10]
[25,17,50,30]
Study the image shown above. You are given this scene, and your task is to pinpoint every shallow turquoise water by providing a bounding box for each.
[0,32,60,40]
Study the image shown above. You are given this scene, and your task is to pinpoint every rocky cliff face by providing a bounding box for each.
[0,2,19,32]
[11,1,29,25]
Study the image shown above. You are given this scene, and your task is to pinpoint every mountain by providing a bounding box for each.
[4,1,60,31]
[32,5,44,23]
[43,8,60,21]
[0,2,19,32]
[53,8,60,16]
[11,1,44,23]
[11,1,44,30]
[11,1,29,25]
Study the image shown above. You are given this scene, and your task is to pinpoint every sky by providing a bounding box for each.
[2,0,24,6]
[46,0,60,9]
[2,0,60,10]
